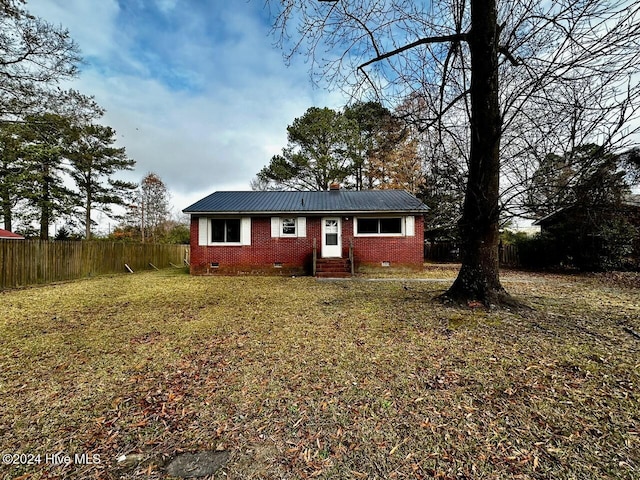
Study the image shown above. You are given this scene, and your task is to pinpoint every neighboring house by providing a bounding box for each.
[533,194,640,269]
[183,187,428,276]
[533,194,640,233]
[0,228,25,240]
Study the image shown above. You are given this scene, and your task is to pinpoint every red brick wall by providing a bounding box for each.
[190,215,424,275]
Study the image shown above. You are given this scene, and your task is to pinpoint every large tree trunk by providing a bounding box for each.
[40,206,50,240]
[442,0,510,305]
[85,192,92,240]
[1,191,11,232]
[40,164,51,241]
[1,159,14,231]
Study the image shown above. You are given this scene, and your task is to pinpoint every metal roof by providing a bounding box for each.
[183,190,429,215]
[0,228,25,239]
[533,194,640,225]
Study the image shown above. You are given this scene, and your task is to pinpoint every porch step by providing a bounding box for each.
[316,258,352,278]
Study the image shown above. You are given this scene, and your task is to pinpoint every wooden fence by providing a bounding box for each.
[499,244,519,267]
[0,239,190,290]
[424,241,520,267]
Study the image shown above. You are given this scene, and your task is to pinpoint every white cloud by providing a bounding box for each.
[26,0,349,215]
[154,0,178,14]
[30,0,121,59]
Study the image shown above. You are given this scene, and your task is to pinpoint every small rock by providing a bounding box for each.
[116,453,146,467]
[166,450,230,478]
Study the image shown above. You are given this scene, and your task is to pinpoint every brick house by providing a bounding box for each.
[183,188,428,276]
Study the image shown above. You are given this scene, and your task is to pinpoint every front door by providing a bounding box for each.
[321,217,342,258]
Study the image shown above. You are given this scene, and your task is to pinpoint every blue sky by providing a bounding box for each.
[27,0,347,217]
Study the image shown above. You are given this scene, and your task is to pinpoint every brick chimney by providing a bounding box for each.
[329,182,341,191]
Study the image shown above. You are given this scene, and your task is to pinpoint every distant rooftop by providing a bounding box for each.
[534,194,640,225]
[0,228,25,239]
[183,190,429,215]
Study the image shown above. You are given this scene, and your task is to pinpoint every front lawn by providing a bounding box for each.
[1,269,638,479]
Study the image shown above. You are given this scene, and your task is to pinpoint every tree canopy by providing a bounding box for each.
[0,0,81,117]
[254,102,423,192]
[0,2,137,239]
[118,173,172,244]
[67,123,137,239]
[256,107,356,191]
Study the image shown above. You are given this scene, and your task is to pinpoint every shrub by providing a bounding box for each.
[520,217,639,272]
[514,233,562,270]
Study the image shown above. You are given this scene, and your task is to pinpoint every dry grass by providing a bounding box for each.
[0,268,638,479]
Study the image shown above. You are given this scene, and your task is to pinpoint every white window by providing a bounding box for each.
[198,217,251,246]
[271,217,306,238]
[281,218,297,236]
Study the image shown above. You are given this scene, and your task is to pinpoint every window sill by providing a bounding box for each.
[354,233,405,237]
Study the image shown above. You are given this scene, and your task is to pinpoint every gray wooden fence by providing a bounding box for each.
[0,239,189,289]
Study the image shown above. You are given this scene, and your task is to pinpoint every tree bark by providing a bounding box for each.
[40,167,50,241]
[1,188,11,232]
[85,192,92,240]
[442,0,509,305]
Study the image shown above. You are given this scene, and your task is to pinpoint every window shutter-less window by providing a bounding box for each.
[297,217,306,237]
[198,217,208,245]
[241,217,251,245]
[405,216,415,236]
[271,217,280,238]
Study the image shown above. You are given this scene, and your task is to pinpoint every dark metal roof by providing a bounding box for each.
[533,194,640,225]
[183,190,429,214]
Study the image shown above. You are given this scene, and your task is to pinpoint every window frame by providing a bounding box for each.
[354,216,404,237]
[271,216,306,238]
[210,218,242,245]
[280,217,297,236]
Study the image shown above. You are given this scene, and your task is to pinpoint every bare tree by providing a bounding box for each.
[140,172,170,243]
[268,0,640,305]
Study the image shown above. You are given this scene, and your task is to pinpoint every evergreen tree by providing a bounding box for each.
[344,101,400,190]
[255,107,357,191]
[67,123,136,239]
[17,113,78,239]
[0,122,22,231]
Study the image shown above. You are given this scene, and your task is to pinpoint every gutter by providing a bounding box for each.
[182,209,429,215]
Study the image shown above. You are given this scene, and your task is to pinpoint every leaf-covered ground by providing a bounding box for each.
[1,268,638,479]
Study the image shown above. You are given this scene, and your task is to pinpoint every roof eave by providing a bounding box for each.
[532,206,569,225]
[183,209,429,216]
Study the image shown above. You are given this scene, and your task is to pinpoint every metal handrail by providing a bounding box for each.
[312,237,317,276]
[349,238,354,275]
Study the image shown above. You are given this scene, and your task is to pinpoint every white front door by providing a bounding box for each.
[321,217,342,258]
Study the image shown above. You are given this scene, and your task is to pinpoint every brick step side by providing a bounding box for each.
[316,258,352,277]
